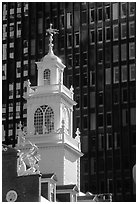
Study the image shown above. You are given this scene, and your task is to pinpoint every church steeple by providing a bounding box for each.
[25,24,83,188]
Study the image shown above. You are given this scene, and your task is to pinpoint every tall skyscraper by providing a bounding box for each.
[2,2,136,201]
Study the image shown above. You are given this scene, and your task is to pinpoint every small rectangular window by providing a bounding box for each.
[129,2,135,16]
[114,133,120,149]
[130,108,136,125]
[98,114,103,127]
[122,109,128,126]
[105,27,110,41]
[121,23,127,39]
[121,44,127,61]
[90,9,94,23]
[121,3,127,18]
[90,71,95,86]
[83,94,87,108]
[113,3,119,20]
[90,92,95,108]
[107,133,112,149]
[98,92,103,106]
[74,53,79,66]
[122,88,128,103]
[105,6,110,20]
[98,29,102,42]
[90,113,96,130]
[113,89,119,104]
[114,67,119,84]
[98,134,104,149]
[129,42,135,59]
[129,22,135,38]
[98,8,102,21]
[75,33,79,47]
[113,45,119,62]
[129,64,136,81]
[67,12,72,28]
[82,10,87,24]
[67,33,72,47]
[105,68,111,85]
[113,25,118,41]
[38,18,43,34]
[90,30,94,43]
[60,15,64,28]
[83,116,88,129]
[121,65,127,82]
[106,112,112,126]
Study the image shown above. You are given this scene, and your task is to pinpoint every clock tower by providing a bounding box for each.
[24,24,83,189]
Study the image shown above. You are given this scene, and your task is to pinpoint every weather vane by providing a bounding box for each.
[46,23,59,54]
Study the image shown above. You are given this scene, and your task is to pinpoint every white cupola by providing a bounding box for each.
[24,24,83,188]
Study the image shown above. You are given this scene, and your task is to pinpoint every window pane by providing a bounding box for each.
[90,9,94,23]
[130,108,136,125]
[114,67,119,83]
[121,3,127,18]
[129,2,135,16]
[107,113,112,126]
[98,8,102,21]
[82,10,87,24]
[113,45,119,62]
[113,25,118,41]
[105,27,110,41]
[129,21,135,38]
[129,42,135,59]
[122,109,128,126]
[90,30,94,43]
[105,68,111,84]
[121,44,127,61]
[98,114,103,127]
[129,64,136,81]
[98,29,102,42]
[121,65,127,82]
[90,113,96,130]
[105,6,110,20]
[122,88,128,103]
[113,3,119,20]
[121,23,127,39]
[90,92,95,108]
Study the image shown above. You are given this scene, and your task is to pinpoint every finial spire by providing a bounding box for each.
[46,23,59,54]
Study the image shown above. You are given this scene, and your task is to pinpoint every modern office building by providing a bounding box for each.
[2,2,136,201]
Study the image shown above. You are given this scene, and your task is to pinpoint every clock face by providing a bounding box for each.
[6,190,18,202]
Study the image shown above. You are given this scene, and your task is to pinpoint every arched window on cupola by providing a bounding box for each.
[34,105,54,135]
[44,69,50,85]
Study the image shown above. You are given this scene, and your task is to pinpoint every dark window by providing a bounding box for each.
[75,33,79,47]
[60,15,64,28]
[130,108,136,125]
[106,112,111,126]
[76,117,80,128]
[90,71,95,86]
[116,180,122,193]
[107,134,112,149]
[67,34,72,47]
[98,29,102,42]
[108,179,113,193]
[129,2,135,16]
[83,74,87,86]
[122,109,128,126]
[122,88,128,103]
[98,8,102,21]
[83,116,88,129]
[90,30,95,43]
[121,3,127,18]
[67,75,72,87]
[105,6,110,20]
[98,49,103,63]
[74,54,79,66]
[130,87,136,102]
[105,27,110,41]
[90,9,94,23]
[121,44,127,61]
[83,94,87,108]
[98,134,104,149]
[98,114,103,127]
[67,55,72,68]
[105,46,111,62]
[76,95,80,109]
[129,42,135,59]
[82,52,87,65]
[90,92,95,108]
[98,92,103,106]
[129,21,135,37]
[113,89,119,104]
[114,132,120,149]
[132,131,136,146]
[113,45,119,62]
[82,10,87,24]
[75,75,79,87]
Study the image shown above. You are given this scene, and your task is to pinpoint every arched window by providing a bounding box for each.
[34,105,54,134]
[44,69,50,85]
[34,108,43,134]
